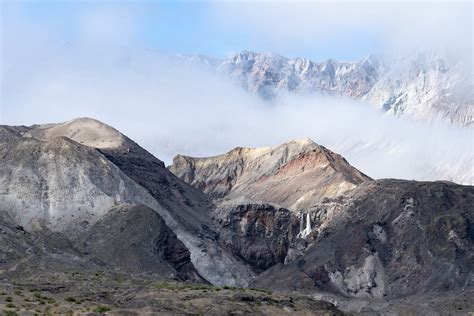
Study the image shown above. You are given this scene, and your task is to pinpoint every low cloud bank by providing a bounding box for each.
[1,3,472,184]
[2,45,472,184]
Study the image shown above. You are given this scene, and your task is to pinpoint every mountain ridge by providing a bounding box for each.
[180,50,473,126]
[170,137,371,211]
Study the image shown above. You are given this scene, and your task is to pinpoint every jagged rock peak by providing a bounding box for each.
[230,49,283,61]
[181,50,472,125]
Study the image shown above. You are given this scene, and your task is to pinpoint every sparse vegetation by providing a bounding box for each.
[94,305,111,313]
[223,285,244,291]
[249,288,273,295]
[0,272,340,314]
[154,281,217,291]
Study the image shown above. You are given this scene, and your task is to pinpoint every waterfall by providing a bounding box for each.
[297,213,312,239]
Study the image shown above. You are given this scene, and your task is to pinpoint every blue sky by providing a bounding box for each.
[4,0,383,61]
[135,1,380,60]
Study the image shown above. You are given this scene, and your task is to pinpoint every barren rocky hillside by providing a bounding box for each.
[0,118,255,287]
[1,118,473,315]
[170,138,474,314]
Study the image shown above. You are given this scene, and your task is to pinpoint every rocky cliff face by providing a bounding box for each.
[252,179,474,299]
[213,201,300,273]
[0,118,255,286]
[170,138,370,211]
[185,50,473,126]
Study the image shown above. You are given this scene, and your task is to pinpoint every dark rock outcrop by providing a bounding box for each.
[0,209,95,276]
[0,204,203,282]
[252,179,474,299]
[77,204,204,281]
[213,202,300,272]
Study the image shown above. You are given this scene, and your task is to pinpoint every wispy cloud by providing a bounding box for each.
[1,2,472,184]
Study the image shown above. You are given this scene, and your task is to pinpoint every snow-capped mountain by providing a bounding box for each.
[183,50,473,126]
[364,52,473,125]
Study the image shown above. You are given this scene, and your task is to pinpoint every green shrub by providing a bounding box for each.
[94,305,111,313]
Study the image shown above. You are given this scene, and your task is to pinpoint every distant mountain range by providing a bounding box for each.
[181,50,473,126]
